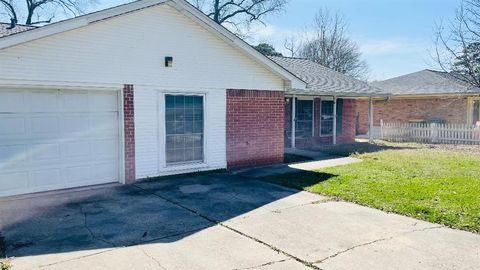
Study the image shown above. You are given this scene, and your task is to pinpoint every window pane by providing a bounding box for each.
[295,100,313,138]
[165,95,204,165]
[320,99,343,136]
[321,101,334,136]
[166,96,175,109]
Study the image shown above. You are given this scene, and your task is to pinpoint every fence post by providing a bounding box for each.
[380,119,384,140]
[431,123,438,143]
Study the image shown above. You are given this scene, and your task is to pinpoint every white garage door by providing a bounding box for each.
[0,90,120,197]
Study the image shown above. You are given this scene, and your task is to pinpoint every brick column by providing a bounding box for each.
[123,84,135,183]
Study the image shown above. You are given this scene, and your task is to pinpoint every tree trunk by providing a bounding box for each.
[213,0,220,23]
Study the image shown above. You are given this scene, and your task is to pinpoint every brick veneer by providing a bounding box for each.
[123,84,135,183]
[356,97,469,135]
[226,89,285,168]
[284,98,357,147]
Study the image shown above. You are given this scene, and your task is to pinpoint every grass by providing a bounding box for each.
[262,144,480,233]
[0,258,11,270]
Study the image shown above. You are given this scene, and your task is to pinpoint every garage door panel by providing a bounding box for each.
[0,91,25,113]
[0,172,29,192]
[63,115,90,134]
[0,89,120,197]
[65,166,92,183]
[93,163,118,181]
[91,140,118,161]
[89,92,118,112]
[0,116,26,137]
[61,92,89,112]
[62,141,91,158]
[30,116,60,135]
[0,145,28,163]
[31,169,62,187]
[28,91,59,112]
[30,143,61,161]
[90,114,118,137]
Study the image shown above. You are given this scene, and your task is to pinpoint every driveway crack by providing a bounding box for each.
[133,184,320,270]
[313,225,444,264]
[137,247,169,270]
[79,205,117,248]
[233,258,291,270]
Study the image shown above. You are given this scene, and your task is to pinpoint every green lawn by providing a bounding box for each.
[262,145,480,233]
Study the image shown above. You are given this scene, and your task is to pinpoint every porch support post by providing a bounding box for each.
[333,96,337,145]
[291,95,296,148]
[368,97,374,143]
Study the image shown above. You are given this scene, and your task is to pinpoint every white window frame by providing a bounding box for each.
[161,92,207,168]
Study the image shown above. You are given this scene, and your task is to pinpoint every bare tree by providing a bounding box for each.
[298,9,369,80]
[434,0,480,87]
[189,0,288,34]
[283,34,301,57]
[0,0,97,25]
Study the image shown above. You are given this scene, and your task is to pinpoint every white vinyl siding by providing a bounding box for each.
[134,86,226,179]
[0,3,285,184]
[0,4,284,91]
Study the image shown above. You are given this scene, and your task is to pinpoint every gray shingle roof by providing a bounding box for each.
[0,22,36,38]
[372,69,480,96]
[269,56,384,97]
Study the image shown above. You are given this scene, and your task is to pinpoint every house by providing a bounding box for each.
[269,56,384,148]
[0,0,379,197]
[356,70,480,137]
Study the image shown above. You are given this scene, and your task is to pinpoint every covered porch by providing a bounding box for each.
[285,93,379,149]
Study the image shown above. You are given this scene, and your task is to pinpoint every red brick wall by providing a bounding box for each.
[356,97,469,134]
[123,84,136,183]
[284,98,357,147]
[226,89,285,168]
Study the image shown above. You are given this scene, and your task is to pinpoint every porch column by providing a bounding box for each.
[333,96,337,145]
[368,97,374,143]
[291,96,296,148]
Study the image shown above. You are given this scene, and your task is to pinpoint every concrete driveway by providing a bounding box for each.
[0,173,479,270]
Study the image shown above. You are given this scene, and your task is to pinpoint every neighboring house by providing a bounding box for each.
[269,56,383,148]
[0,0,378,197]
[356,70,480,136]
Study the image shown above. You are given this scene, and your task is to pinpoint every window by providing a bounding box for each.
[295,100,313,138]
[165,95,204,165]
[320,99,343,136]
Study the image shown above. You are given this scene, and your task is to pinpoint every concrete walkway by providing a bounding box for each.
[1,174,478,270]
[237,149,361,178]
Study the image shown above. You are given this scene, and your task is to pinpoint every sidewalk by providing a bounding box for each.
[235,149,362,178]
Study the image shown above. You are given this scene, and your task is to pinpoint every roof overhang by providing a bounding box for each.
[286,89,389,98]
[0,0,307,91]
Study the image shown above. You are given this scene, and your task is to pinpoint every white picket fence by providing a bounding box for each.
[380,120,480,145]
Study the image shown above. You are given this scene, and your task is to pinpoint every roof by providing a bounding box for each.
[0,23,36,38]
[0,0,306,90]
[269,56,384,97]
[372,69,480,96]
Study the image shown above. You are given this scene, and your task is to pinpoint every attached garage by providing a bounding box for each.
[0,90,121,197]
[0,0,307,197]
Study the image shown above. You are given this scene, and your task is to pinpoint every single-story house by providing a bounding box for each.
[268,56,383,148]
[356,69,480,136]
[0,0,380,197]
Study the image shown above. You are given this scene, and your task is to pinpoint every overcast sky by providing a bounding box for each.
[95,0,460,81]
